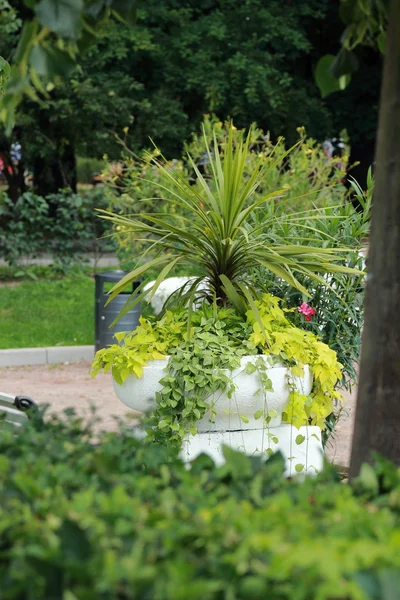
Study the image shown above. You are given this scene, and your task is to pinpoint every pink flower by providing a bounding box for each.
[298,302,316,321]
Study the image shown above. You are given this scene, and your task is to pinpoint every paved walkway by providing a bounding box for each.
[0,361,131,431]
[0,361,356,466]
[325,387,356,468]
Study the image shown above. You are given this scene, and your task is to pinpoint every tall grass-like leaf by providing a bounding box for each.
[100,124,363,311]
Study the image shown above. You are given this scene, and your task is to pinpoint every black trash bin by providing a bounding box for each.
[95,270,141,351]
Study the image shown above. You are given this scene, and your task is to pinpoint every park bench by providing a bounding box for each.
[0,392,41,428]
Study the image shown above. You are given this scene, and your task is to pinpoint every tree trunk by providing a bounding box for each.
[349,0,400,476]
[33,142,77,197]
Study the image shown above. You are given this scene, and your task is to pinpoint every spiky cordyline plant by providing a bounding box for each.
[99,126,361,319]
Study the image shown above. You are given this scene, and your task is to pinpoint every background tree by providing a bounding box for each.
[2,0,383,197]
[0,0,25,201]
[316,0,387,188]
[0,0,138,197]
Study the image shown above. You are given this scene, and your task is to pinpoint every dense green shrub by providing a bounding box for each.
[77,157,108,184]
[253,173,371,384]
[1,413,400,600]
[0,188,115,267]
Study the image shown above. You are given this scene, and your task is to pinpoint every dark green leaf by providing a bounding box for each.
[329,47,359,78]
[59,519,91,561]
[35,0,84,40]
[315,55,349,98]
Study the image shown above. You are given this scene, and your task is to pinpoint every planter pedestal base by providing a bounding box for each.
[181,425,324,476]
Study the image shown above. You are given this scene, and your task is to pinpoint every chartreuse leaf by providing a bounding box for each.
[114,332,126,344]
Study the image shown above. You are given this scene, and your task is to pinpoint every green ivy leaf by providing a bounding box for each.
[245,362,257,375]
[295,435,306,445]
[295,464,304,473]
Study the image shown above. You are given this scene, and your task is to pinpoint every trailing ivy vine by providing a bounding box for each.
[92,294,343,451]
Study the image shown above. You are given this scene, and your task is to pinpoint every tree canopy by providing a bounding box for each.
[0,0,382,196]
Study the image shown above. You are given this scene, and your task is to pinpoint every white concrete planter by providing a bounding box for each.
[143,277,208,314]
[113,355,313,430]
[112,354,323,473]
[182,425,324,476]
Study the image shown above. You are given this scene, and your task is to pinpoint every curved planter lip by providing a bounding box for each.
[112,354,313,432]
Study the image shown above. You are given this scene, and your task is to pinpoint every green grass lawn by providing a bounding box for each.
[0,274,95,349]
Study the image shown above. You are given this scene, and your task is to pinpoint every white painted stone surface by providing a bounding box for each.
[0,348,47,368]
[113,356,312,429]
[180,425,324,476]
[143,277,208,314]
[113,355,323,472]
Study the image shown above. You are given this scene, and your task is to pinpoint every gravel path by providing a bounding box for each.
[0,361,357,467]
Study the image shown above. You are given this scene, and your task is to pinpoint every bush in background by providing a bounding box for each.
[250,175,372,441]
[77,156,108,184]
[0,188,116,268]
[252,173,371,386]
[0,412,399,599]
[185,117,349,215]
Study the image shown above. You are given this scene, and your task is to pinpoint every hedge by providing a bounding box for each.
[0,411,400,599]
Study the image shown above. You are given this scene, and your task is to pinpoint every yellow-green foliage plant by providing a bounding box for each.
[92,294,343,451]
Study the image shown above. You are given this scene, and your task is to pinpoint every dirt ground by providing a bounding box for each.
[0,361,356,467]
[0,361,131,431]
